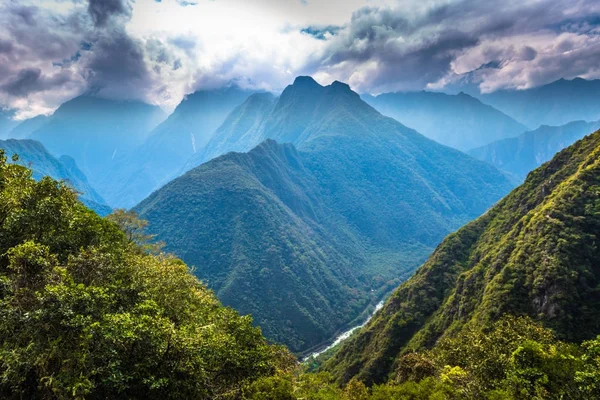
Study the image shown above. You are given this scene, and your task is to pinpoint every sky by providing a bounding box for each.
[1,0,599,119]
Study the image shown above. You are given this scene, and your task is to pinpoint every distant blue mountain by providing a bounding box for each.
[469,119,600,181]
[361,91,527,151]
[29,96,166,200]
[98,86,255,208]
[478,78,600,129]
[8,115,49,139]
[135,76,515,353]
[0,138,110,215]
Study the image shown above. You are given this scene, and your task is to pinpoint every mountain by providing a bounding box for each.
[8,115,49,139]
[0,155,286,398]
[325,128,600,385]
[0,109,19,139]
[99,86,254,208]
[29,95,166,197]
[0,138,110,215]
[470,120,600,181]
[135,76,514,353]
[184,92,278,169]
[362,91,527,151]
[479,78,600,128]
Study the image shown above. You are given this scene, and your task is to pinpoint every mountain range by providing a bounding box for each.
[478,78,600,129]
[134,76,514,353]
[325,128,600,385]
[28,96,166,198]
[98,86,254,208]
[362,91,527,151]
[0,138,110,215]
[470,120,600,181]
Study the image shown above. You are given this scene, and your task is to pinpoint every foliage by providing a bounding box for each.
[247,317,600,399]
[0,153,288,399]
[135,76,513,353]
[324,130,600,385]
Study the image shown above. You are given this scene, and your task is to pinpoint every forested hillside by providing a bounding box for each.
[324,129,600,387]
[0,150,289,399]
[135,77,514,353]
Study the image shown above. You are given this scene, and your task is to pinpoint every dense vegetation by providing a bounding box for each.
[323,130,600,386]
[362,91,526,151]
[0,139,110,215]
[0,151,289,399]
[246,317,600,399]
[469,120,600,181]
[135,78,514,353]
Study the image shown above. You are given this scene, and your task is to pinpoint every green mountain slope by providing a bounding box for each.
[0,138,110,215]
[0,150,286,399]
[100,86,254,208]
[135,77,514,353]
[469,119,600,181]
[362,91,527,151]
[325,129,600,385]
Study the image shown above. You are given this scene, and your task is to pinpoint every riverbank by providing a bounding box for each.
[302,300,385,362]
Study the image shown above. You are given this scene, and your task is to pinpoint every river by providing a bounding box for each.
[303,300,385,361]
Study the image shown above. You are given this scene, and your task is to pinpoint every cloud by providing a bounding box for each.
[1,0,599,118]
[88,0,132,27]
[307,0,600,94]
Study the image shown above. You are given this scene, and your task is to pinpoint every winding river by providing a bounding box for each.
[303,300,385,361]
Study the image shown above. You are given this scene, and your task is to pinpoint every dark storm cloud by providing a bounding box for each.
[1,67,73,96]
[0,0,167,115]
[315,0,600,93]
[88,0,132,27]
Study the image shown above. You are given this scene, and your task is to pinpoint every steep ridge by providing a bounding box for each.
[135,76,514,353]
[363,91,526,151]
[29,96,166,196]
[100,86,254,208]
[479,78,600,128]
[0,138,110,215]
[469,120,600,181]
[184,92,277,170]
[325,129,600,385]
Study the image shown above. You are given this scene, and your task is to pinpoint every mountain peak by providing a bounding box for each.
[292,76,321,88]
[329,80,352,92]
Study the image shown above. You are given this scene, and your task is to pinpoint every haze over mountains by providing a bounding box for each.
[28,96,166,196]
[0,138,110,215]
[362,91,527,151]
[470,120,600,181]
[478,78,600,129]
[100,86,254,208]
[325,129,600,386]
[135,76,514,352]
